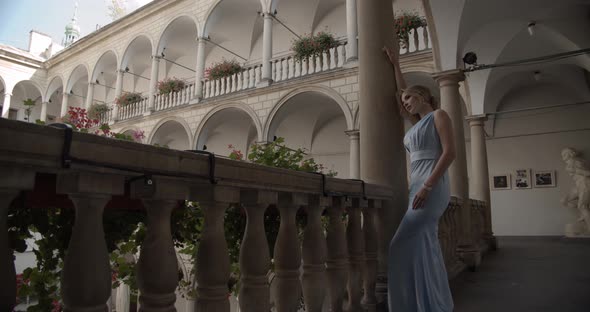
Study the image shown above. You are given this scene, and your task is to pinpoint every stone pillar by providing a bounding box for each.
[40,101,48,122]
[193,186,239,312]
[326,197,349,312]
[60,92,70,117]
[358,0,407,305]
[259,13,273,86]
[85,82,95,109]
[346,198,366,312]
[0,191,18,311]
[363,200,379,311]
[0,168,34,312]
[194,37,207,100]
[433,70,481,267]
[147,55,160,112]
[239,190,276,312]
[346,130,360,179]
[61,194,113,311]
[274,193,304,311]
[301,196,330,312]
[346,0,358,62]
[136,199,178,310]
[467,115,496,248]
[1,93,11,118]
[113,70,124,122]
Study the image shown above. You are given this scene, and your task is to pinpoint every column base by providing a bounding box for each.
[256,79,273,88]
[142,109,154,117]
[343,59,359,68]
[457,246,482,271]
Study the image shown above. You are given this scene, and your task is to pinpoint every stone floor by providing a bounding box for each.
[450,236,590,312]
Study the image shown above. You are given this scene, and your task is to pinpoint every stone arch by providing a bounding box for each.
[90,50,120,82]
[194,102,262,156]
[121,33,156,68]
[65,63,91,92]
[156,14,200,54]
[148,116,192,150]
[45,75,65,100]
[263,85,353,141]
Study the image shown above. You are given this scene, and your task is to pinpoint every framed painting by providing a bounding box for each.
[533,170,556,188]
[492,174,511,190]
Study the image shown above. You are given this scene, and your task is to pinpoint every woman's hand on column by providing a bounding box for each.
[383,46,399,65]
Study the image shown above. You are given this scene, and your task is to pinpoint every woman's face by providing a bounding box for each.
[401,91,425,115]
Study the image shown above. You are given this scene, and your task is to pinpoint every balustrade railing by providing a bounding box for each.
[399,25,431,55]
[0,117,482,312]
[118,97,148,121]
[97,108,113,125]
[154,83,195,112]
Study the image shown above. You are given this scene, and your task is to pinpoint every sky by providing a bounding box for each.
[0,0,153,51]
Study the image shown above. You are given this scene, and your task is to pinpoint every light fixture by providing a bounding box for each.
[161,47,166,58]
[533,70,541,81]
[95,79,100,84]
[202,144,207,151]
[70,90,74,94]
[527,21,536,36]
[125,66,130,72]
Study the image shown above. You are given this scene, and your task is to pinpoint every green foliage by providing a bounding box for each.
[87,103,110,120]
[115,92,143,107]
[291,32,338,61]
[23,98,36,123]
[394,11,427,49]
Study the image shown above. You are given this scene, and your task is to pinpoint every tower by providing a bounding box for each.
[62,1,81,47]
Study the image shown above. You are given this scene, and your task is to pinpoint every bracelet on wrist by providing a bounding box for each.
[423,183,433,191]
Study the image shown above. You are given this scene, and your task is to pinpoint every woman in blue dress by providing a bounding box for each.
[383,45,456,312]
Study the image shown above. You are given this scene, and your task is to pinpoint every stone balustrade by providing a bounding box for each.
[0,118,489,311]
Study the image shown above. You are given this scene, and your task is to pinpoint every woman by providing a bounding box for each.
[384,45,456,312]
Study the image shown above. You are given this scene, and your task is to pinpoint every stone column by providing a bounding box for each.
[40,102,48,122]
[259,13,273,87]
[1,93,11,118]
[60,92,70,117]
[358,0,407,305]
[363,199,379,311]
[136,199,178,310]
[346,0,358,62]
[301,196,330,312]
[193,186,239,312]
[274,192,304,311]
[433,70,481,267]
[239,190,276,312]
[346,130,360,179]
[113,70,124,122]
[85,82,95,109]
[194,37,207,100]
[0,168,34,312]
[346,198,366,312]
[147,55,160,112]
[326,197,349,312]
[467,115,496,248]
[0,191,18,311]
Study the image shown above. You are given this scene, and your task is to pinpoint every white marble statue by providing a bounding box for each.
[561,148,590,237]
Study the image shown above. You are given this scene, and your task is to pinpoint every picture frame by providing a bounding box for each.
[533,170,556,188]
[491,174,511,190]
[514,169,532,189]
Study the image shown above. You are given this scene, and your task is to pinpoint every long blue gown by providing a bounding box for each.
[387,110,454,312]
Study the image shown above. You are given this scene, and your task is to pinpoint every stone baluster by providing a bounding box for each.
[130,176,191,311]
[423,26,430,49]
[301,195,330,312]
[57,172,124,311]
[239,190,277,312]
[363,199,379,310]
[193,185,240,312]
[0,167,34,312]
[346,198,366,311]
[326,197,349,312]
[274,192,304,311]
[413,28,420,52]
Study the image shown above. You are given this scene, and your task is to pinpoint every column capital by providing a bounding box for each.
[2,92,12,97]
[466,114,487,126]
[196,36,208,43]
[432,69,465,86]
[116,69,126,74]
[88,82,96,86]
[345,129,360,138]
[151,55,161,60]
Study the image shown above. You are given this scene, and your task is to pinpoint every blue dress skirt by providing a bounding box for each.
[387,111,454,312]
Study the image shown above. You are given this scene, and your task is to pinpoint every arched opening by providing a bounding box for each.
[196,107,259,157]
[150,120,191,150]
[10,81,43,122]
[66,64,89,110]
[157,16,199,88]
[91,51,118,107]
[267,91,349,177]
[121,36,153,99]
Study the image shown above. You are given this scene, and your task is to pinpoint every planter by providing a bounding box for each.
[87,103,110,120]
[394,12,427,49]
[205,59,243,80]
[158,77,186,95]
[291,32,338,61]
[115,92,143,107]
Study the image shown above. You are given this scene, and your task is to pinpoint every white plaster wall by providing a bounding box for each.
[468,84,590,236]
[310,115,349,178]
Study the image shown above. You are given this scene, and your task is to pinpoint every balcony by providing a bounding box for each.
[0,113,491,311]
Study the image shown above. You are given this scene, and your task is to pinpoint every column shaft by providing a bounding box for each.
[260,13,273,84]
[346,0,358,61]
[113,70,124,122]
[60,93,70,117]
[468,116,494,239]
[85,82,95,110]
[147,56,160,112]
[346,130,360,179]
[40,102,48,122]
[195,38,207,99]
[1,94,12,118]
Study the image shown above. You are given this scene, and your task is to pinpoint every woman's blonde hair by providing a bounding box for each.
[399,85,438,124]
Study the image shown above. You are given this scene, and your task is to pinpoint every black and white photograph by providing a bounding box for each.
[534,170,556,188]
[514,169,532,189]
